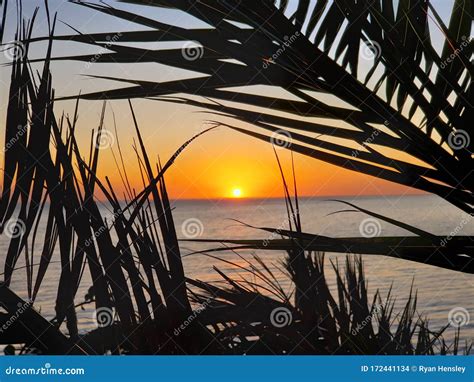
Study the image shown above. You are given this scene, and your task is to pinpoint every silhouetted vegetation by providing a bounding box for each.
[0,0,471,355]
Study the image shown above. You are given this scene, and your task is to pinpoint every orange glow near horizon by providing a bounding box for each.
[60,99,429,201]
[0,1,451,203]
[92,140,425,201]
[0,100,427,202]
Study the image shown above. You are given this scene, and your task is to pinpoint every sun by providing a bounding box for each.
[231,188,243,198]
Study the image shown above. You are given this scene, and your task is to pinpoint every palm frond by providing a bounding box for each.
[28,0,472,212]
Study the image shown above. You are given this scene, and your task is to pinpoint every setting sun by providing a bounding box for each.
[232,188,243,198]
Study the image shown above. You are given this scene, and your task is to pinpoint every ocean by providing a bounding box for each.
[2,194,473,345]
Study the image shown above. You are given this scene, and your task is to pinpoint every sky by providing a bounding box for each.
[0,0,456,200]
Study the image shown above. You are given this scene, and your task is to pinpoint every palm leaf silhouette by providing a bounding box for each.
[28,0,472,212]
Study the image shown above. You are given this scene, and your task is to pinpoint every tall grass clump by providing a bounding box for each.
[24,0,473,274]
[183,156,471,355]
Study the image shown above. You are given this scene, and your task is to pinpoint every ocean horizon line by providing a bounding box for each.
[167,193,429,202]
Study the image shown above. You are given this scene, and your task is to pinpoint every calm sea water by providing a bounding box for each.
[3,195,473,345]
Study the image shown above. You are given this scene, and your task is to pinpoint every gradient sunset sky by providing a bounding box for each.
[0,0,454,200]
